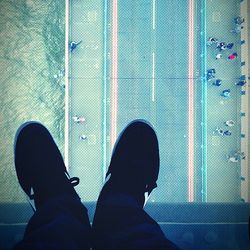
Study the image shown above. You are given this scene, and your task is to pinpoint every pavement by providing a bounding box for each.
[69,0,104,201]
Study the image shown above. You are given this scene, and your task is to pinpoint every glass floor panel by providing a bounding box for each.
[68,0,249,203]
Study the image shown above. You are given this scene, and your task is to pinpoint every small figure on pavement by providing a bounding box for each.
[207,68,216,81]
[79,134,87,141]
[207,37,218,46]
[72,115,86,124]
[220,89,231,98]
[224,120,235,127]
[212,79,222,86]
[228,52,237,60]
[223,130,232,136]
[227,151,246,162]
[216,53,222,60]
[69,41,82,52]
[213,128,231,136]
[230,25,243,34]
[234,16,245,25]
[226,43,234,49]
[235,80,246,86]
[216,42,227,51]
[213,127,224,136]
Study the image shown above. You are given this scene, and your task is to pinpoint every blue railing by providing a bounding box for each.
[102,0,108,182]
[200,0,208,202]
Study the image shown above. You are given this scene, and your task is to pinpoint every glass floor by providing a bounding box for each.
[0,0,249,249]
[68,0,249,203]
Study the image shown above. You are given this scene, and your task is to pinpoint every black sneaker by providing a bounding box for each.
[92,120,162,249]
[103,119,159,206]
[14,122,80,209]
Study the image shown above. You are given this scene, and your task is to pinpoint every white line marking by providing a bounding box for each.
[152,52,155,102]
[152,0,156,30]
[188,0,195,202]
[64,0,69,169]
[111,0,118,147]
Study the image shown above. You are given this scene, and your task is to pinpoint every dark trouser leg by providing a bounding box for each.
[13,194,91,250]
[92,191,179,250]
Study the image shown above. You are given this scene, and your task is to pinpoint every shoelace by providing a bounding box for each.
[69,176,80,186]
[28,174,80,200]
[65,171,80,186]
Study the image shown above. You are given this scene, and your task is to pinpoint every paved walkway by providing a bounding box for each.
[69,0,104,201]
[206,0,243,202]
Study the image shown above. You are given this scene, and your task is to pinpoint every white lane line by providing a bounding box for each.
[111,0,118,147]
[188,0,195,202]
[64,0,69,169]
[152,0,156,30]
[152,52,155,102]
